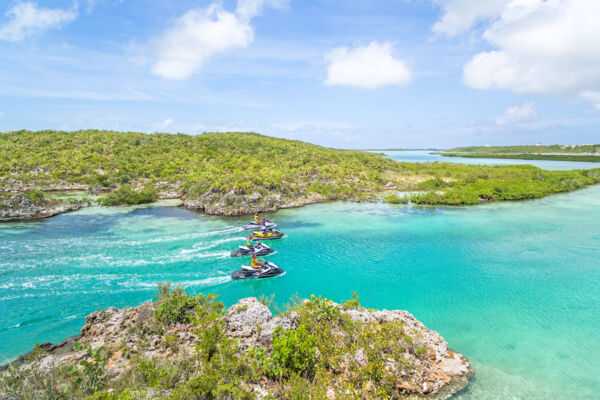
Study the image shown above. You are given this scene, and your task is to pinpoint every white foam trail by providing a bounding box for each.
[117,275,231,289]
[121,226,243,246]
[180,236,245,254]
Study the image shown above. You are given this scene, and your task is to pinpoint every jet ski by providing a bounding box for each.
[230,242,275,257]
[250,228,285,240]
[243,221,276,230]
[231,262,285,280]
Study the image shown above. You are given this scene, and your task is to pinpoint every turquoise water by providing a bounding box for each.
[1,189,600,399]
[380,150,600,170]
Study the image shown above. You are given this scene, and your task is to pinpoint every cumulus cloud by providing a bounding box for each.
[496,102,537,126]
[459,0,600,109]
[433,0,509,37]
[0,2,77,42]
[151,0,282,80]
[324,41,412,89]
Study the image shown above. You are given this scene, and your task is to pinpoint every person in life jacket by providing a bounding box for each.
[254,213,271,226]
[250,254,265,274]
[247,235,257,248]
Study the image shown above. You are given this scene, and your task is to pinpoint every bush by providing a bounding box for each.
[69,342,109,395]
[154,284,223,325]
[25,189,46,204]
[99,185,156,206]
[135,359,180,389]
[342,292,362,310]
[383,194,405,204]
[270,324,317,379]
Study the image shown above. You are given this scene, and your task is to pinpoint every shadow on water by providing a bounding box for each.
[128,205,197,220]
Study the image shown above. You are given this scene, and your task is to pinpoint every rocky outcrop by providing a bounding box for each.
[224,299,472,399]
[0,194,83,222]
[182,190,330,216]
[2,297,472,399]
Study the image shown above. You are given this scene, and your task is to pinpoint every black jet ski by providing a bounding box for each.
[231,262,285,280]
[250,228,285,240]
[230,242,275,257]
[243,221,276,230]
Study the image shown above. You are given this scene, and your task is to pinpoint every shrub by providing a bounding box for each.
[342,292,362,310]
[135,359,180,389]
[270,325,317,379]
[154,284,199,324]
[69,342,109,395]
[301,295,341,323]
[25,189,46,204]
[99,185,156,206]
[383,193,405,204]
[154,284,224,325]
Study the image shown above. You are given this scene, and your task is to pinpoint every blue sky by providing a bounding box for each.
[0,0,599,148]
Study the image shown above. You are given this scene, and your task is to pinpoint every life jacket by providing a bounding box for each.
[247,239,256,247]
[251,258,260,267]
[254,215,260,222]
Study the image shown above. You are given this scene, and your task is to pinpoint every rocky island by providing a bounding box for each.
[2,129,599,218]
[0,287,471,399]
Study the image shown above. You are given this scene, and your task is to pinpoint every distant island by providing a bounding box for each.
[1,130,599,217]
[447,144,600,154]
[437,152,600,162]
[437,144,600,162]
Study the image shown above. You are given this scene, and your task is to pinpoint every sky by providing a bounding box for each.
[0,0,599,149]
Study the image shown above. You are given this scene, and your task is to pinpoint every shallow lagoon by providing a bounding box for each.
[1,188,600,399]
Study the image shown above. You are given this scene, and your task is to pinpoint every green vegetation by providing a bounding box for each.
[439,152,600,162]
[0,189,47,205]
[0,288,435,399]
[98,185,157,206]
[448,144,600,154]
[1,130,599,209]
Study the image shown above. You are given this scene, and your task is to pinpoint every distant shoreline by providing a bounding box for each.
[438,152,600,163]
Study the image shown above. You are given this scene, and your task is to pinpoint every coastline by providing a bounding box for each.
[3,179,600,221]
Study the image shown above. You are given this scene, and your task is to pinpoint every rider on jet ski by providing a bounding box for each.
[251,254,266,274]
[247,235,257,248]
[254,213,271,227]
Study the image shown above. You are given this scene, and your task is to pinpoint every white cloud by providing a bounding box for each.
[158,117,175,129]
[496,102,537,126]
[581,92,600,112]
[324,41,412,89]
[151,0,282,80]
[460,0,600,109]
[433,0,509,37]
[0,2,77,42]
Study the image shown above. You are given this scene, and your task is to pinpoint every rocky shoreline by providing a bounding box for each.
[1,296,472,399]
[0,193,83,222]
[0,186,374,221]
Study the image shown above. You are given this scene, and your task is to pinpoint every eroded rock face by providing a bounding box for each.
[182,191,328,216]
[2,298,472,399]
[0,195,82,222]
[224,298,272,340]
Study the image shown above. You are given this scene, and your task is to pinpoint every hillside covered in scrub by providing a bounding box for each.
[0,287,472,399]
[1,130,599,213]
